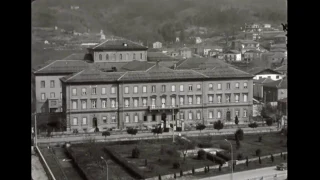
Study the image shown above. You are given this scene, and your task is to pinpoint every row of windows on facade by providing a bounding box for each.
[98,53,143,61]
[70,82,248,96]
[71,110,248,126]
[40,80,61,88]
[41,92,62,100]
[70,94,248,110]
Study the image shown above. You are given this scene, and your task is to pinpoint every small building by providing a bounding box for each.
[208,49,221,57]
[178,47,192,59]
[195,37,202,44]
[232,40,260,52]
[263,77,287,103]
[176,37,180,42]
[243,49,262,62]
[273,34,287,44]
[248,67,283,81]
[274,65,287,76]
[253,78,274,101]
[223,50,242,62]
[263,24,271,28]
[153,42,162,49]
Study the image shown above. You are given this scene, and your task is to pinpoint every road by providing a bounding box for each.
[32,155,49,180]
[37,126,278,144]
[199,166,287,180]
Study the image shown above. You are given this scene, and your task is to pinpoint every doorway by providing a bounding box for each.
[93,117,98,128]
[161,113,167,129]
[226,111,231,121]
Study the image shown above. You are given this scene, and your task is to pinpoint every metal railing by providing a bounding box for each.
[35,146,56,180]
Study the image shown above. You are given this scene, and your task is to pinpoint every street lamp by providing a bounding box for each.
[225,139,233,180]
[101,156,109,180]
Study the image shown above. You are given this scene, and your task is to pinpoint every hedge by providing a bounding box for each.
[103,147,145,179]
[206,153,226,165]
[216,152,231,161]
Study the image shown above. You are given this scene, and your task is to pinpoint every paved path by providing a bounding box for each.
[198,166,287,180]
[37,126,278,145]
[32,155,49,180]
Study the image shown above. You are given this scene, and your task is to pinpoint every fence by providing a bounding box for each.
[35,146,56,180]
[246,172,287,180]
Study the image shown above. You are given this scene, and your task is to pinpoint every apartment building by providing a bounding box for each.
[61,62,254,132]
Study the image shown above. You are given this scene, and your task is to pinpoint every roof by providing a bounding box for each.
[92,62,128,72]
[275,65,287,72]
[270,52,286,59]
[234,40,259,44]
[271,44,286,49]
[245,49,261,53]
[225,50,241,54]
[175,58,220,70]
[32,60,89,74]
[274,34,287,38]
[263,77,287,89]
[147,52,178,61]
[88,38,148,51]
[270,48,287,53]
[120,61,155,71]
[253,78,275,84]
[153,41,162,44]
[247,67,282,75]
[179,47,191,51]
[196,66,253,78]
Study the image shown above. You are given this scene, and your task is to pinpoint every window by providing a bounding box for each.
[134,115,139,122]
[162,85,166,92]
[244,82,248,89]
[82,117,87,125]
[235,94,240,103]
[218,83,222,90]
[152,114,156,121]
[217,94,222,103]
[124,87,129,94]
[72,88,77,96]
[188,96,193,105]
[50,92,55,98]
[124,98,130,107]
[208,111,213,119]
[171,97,176,106]
[111,115,116,123]
[113,54,116,60]
[151,98,156,108]
[243,93,248,102]
[133,86,138,94]
[50,80,55,88]
[267,76,271,79]
[91,99,97,108]
[180,112,185,120]
[196,96,201,104]
[119,54,122,60]
[226,94,231,103]
[226,83,230,89]
[196,112,201,120]
[171,85,176,92]
[180,85,184,92]
[235,83,239,89]
[243,110,247,117]
[41,93,46,100]
[72,100,77,110]
[111,87,116,94]
[140,53,143,59]
[142,98,147,106]
[179,96,184,105]
[125,115,130,123]
[209,83,213,90]
[102,99,107,108]
[81,100,87,109]
[41,81,45,88]
[73,117,78,125]
[235,110,239,117]
[208,95,213,103]
[102,116,107,123]
[82,88,86,95]
[196,84,201,91]
[126,54,129,60]
[143,86,147,93]
[276,76,279,79]
[133,53,136,59]
[161,97,166,108]
[102,87,106,95]
[152,85,156,93]
[111,99,116,108]
[99,54,102,60]
[92,87,96,95]
[106,54,109,60]
[144,115,147,122]
[217,111,221,119]
[188,85,193,91]
[188,112,193,120]
[134,98,138,107]
[60,92,62,99]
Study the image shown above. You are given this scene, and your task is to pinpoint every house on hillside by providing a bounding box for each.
[263,77,287,103]
[269,52,287,68]
[263,24,271,28]
[244,23,262,33]
[153,42,162,49]
[208,49,221,58]
[247,67,283,81]
[273,34,287,44]
[253,78,275,101]
[243,49,262,62]
[195,37,202,44]
[223,50,241,62]
[274,65,287,75]
[232,40,260,53]
[178,47,192,58]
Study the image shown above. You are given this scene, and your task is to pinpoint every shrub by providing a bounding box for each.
[248,122,258,129]
[173,162,180,169]
[271,154,274,162]
[281,152,283,157]
[214,155,226,165]
[160,145,179,157]
[204,167,207,173]
[236,139,241,149]
[259,156,262,164]
[198,142,213,148]
[198,149,206,160]
[284,154,286,160]
[152,127,162,135]
[158,175,161,180]
[235,128,244,141]
[103,147,145,179]
[132,147,140,158]
[174,173,176,179]
[237,153,243,160]
[196,123,206,132]
[246,157,249,167]
[180,169,183,176]
[213,120,224,131]
[256,149,262,156]
[102,131,110,138]
[216,151,231,161]
[192,167,195,174]
[265,118,273,126]
[127,128,138,135]
[219,165,222,171]
[235,116,239,125]
[258,136,262,142]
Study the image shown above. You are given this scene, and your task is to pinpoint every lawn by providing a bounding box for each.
[69,132,286,179]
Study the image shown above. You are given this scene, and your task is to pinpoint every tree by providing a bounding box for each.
[248,122,258,129]
[176,137,195,161]
[236,138,241,150]
[127,128,138,135]
[132,147,140,158]
[196,123,206,133]
[197,149,206,160]
[102,131,110,139]
[256,149,262,156]
[213,120,224,131]
[235,128,244,141]
[266,118,273,126]
[235,116,239,125]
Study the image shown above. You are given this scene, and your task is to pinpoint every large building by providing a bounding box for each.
[60,61,254,132]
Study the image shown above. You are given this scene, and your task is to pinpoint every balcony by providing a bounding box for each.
[148,105,180,112]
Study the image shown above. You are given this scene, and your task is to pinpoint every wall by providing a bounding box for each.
[93,50,147,62]
[253,74,283,81]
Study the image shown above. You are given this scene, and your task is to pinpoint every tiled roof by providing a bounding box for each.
[121,61,155,71]
[245,49,261,53]
[92,62,128,72]
[235,40,259,44]
[270,48,287,52]
[263,78,287,89]
[225,50,241,54]
[88,38,148,51]
[270,52,286,59]
[275,65,287,72]
[33,60,89,74]
[176,58,231,70]
[196,66,253,78]
[147,52,179,61]
[253,78,274,84]
[271,44,286,49]
[247,67,281,75]
[62,53,86,60]
[179,47,191,51]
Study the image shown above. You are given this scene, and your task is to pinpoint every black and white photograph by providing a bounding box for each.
[31,0,287,179]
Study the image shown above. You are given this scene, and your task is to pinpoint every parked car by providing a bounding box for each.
[276,163,287,171]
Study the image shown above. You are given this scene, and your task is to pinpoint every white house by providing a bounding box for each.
[223,50,242,61]
[195,37,202,44]
[248,67,283,81]
[153,41,162,49]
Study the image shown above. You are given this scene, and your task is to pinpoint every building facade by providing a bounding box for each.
[153,42,162,49]
[179,47,192,58]
[61,63,254,132]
